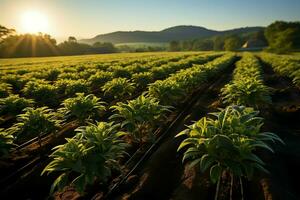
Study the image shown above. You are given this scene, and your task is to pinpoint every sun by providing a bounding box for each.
[21,11,49,34]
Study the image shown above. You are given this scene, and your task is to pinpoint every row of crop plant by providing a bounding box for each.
[176,53,283,200]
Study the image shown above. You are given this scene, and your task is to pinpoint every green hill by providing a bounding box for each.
[80,25,264,44]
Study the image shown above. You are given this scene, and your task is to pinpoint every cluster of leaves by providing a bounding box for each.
[55,79,89,97]
[22,80,59,107]
[149,54,235,105]
[176,105,283,198]
[42,122,128,194]
[260,53,300,89]
[102,78,136,99]
[25,69,61,81]
[0,128,15,157]
[131,72,153,89]
[0,94,34,115]
[0,83,12,98]
[1,74,27,91]
[9,107,62,143]
[110,95,171,143]
[221,53,272,108]
[109,65,132,79]
[59,93,106,124]
[88,71,113,89]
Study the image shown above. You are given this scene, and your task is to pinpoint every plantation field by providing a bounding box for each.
[0,52,200,70]
[0,51,300,200]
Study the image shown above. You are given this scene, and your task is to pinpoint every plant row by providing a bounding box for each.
[221,53,272,108]
[260,53,300,88]
[0,53,220,116]
[148,53,236,105]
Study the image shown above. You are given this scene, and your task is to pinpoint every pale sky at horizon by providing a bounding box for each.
[1,0,300,41]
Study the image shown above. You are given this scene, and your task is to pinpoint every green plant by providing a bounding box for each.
[0,83,12,98]
[148,54,235,106]
[131,72,153,89]
[148,80,185,105]
[102,78,136,99]
[58,72,79,80]
[9,107,62,143]
[88,71,113,89]
[45,69,61,81]
[42,122,128,194]
[2,74,27,91]
[110,95,171,143]
[221,79,272,108]
[176,105,283,200]
[56,79,89,97]
[59,93,106,124]
[109,65,132,78]
[0,95,34,115]
[0,128,15,157]
[22,80,59,107]
[221,54,272,108]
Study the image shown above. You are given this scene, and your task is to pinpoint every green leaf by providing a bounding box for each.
[72,174,86,194]
[50,173,68,194]
[200,154,215,172]
[210,164,222,183]
[188,158,201,169]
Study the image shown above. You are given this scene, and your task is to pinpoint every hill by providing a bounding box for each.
[80,25,264,44]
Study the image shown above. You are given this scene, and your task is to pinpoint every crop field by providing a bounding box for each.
[0,51,300,200]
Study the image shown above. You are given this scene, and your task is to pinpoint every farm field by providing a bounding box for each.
[0,51,300,200]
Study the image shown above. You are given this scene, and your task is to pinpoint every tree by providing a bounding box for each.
[213,36,225,51]
[169,40,181,51]
[0,25,15,42]
[224,35,242,51]
[193,39,214,51]
[0,33,58,57]
[265,21,300,53]
[92,42,117,53]
[68,36,77,43]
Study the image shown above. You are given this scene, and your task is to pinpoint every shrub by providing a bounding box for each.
[0,128,15,157]
[148,80,184,105]
[176,105,283,199]
[0,83,12,98]
[45,69,61,81]
[110,95,171,142]
[42,122,128,194]
[0,95,34,115]
[102,78,136,99]
[9,107,62,143]
[55,79,89,97]
[59,93,106,124]
[22,80,58,107]
[131,72,153,89]
[2,74,27,91]
[88,71,113,89]
[109,65,131,78]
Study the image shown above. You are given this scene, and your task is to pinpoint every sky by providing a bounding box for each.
[1,0,300,41]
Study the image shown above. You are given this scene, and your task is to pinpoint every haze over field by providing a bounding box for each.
[1,0,300,41]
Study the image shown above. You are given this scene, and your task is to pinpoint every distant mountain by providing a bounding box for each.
[80,25,264,44]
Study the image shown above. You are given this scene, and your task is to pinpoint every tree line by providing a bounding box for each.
[0,26,117,58]
[169,21,300,53]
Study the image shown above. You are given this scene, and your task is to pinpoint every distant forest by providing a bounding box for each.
[169,21,300,53]
[0,30,117,58]
[0,21,299,58]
